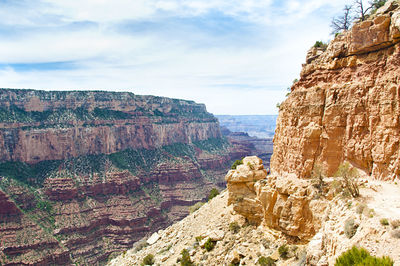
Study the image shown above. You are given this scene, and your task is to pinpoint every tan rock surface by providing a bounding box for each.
[272,2,400,180]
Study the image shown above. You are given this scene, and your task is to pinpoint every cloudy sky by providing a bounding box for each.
[0,0,352,115]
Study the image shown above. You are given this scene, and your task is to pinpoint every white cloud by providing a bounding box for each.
[0,0,353,114]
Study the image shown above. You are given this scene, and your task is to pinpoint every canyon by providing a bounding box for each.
[0,89,249,265]
[111,1,400,265]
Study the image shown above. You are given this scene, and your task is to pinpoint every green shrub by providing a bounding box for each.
[189,202,204,213]
[208,188,219,201]
[180,249,193,266]
[229,222,240,234]
[335,246,393,266]
[258,256,276,266]
[356,203,366,214]
[204,238,216,252]
[278,244,289,259]
[141,254,155,265]
[314,41,328,49]
[344,218,358,238]
[231,159,243,170]
[380,218,389,226]
[195,235,205,243]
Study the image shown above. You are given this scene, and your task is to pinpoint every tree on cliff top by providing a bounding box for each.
[331,5,353,34]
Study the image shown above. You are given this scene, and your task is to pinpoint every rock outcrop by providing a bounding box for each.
[226,157,325,240]
[272,1,400,180]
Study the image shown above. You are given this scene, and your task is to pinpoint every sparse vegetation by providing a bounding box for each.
[141,254,155,265]
[258,256,276,266]
[311,164,325,192]
[208,188,219,201]
[380,218,389,226]
[314,41,328,49]
[189,202,205,213]
[231,159,243,170]
[390,219,400,229]
[195,235,205,243]
[344,218,358,238]
[180,249,193,266]
[278,244,289,259]
[229,222,240,234]
[335,246,393,266]
[334,162,360,198]
[204,238,216,252]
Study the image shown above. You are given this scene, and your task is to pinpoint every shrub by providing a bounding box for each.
[229,222,240,234]
[314,41,328,49]
[180,249,193,266]
[195,235,204,243]
[204,238,216,252]
[344,218,358,238]
[141,254,155,265]
[258,256,276,266]
[278,244,289,259]
[380,218,389,226]
[189,202,204,213]
[335,162,360,198]
[390,219,400,229]
[208,188,219,201]
[231,159,243,170]
[335,246,393,266]
[311,164,325,191]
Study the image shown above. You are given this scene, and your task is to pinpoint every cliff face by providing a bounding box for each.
[0,89,247,265]
[0,89,220,163]
[271,1,400,180]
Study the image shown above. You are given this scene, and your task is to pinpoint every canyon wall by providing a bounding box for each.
[271,1,400,180]
[0,89,247,265]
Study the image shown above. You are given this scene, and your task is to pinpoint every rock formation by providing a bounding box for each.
[271,0,400,180]
[226,157,325,240]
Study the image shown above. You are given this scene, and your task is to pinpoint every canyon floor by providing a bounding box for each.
[109,177,400,266]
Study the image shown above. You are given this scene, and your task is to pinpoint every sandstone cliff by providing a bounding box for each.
[271,0,400,180]
[0,89,249,265]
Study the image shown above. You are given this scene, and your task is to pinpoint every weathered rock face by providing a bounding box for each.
[226,156,324,240]
[0,89,245,265]
[272,1,400,180]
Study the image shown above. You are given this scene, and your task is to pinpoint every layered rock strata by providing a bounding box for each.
[271,1,400,180]
[0,89,248,265]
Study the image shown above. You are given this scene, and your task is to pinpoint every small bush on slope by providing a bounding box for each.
[180,249,193,266]
[208,188,219,201]
[141,254,155,265]
[344,218,358,238]
[335,246,393,266]
[231,159,243,169]
[258,256,276,266]
[335,162,360,198]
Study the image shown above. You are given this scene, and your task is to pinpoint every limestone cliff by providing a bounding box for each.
[271,0,400,180]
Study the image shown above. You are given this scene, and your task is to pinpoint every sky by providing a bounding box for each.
[0,0,354,115]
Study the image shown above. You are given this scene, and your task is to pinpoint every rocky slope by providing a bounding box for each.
[0,89,248,265]
[111,157,400,266]
[272,0,400,180]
